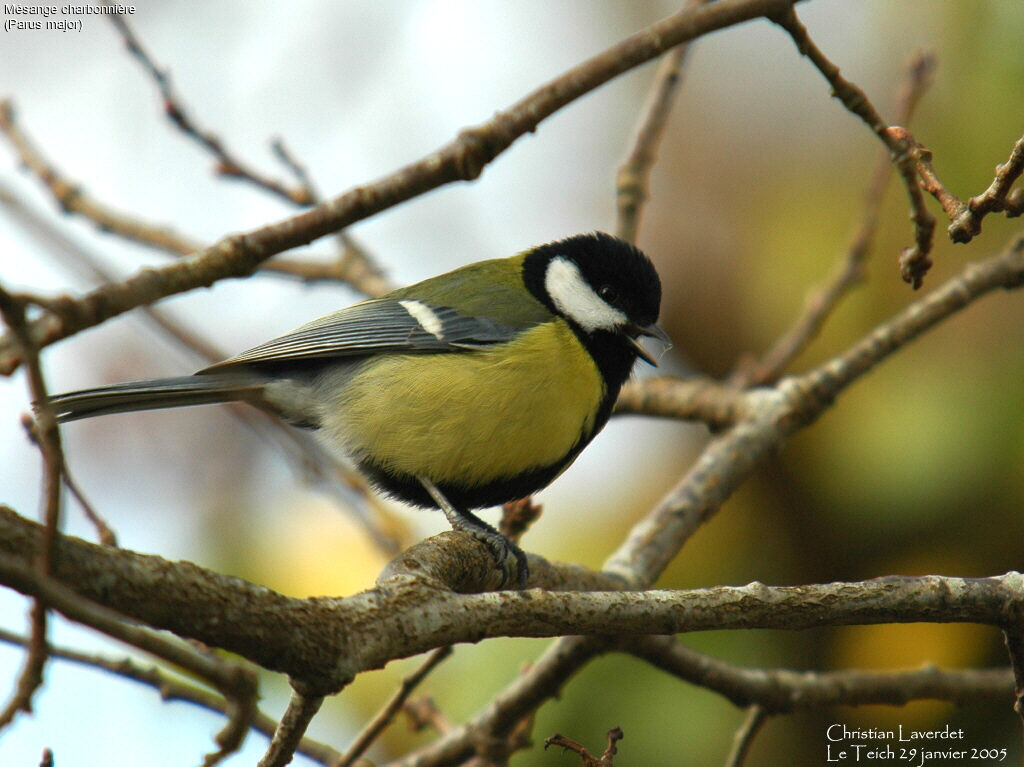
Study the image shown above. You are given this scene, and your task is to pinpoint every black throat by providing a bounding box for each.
[521,248,641,404]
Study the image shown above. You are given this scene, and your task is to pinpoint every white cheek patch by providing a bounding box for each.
[544,256,627,332]
[399,299,444,339]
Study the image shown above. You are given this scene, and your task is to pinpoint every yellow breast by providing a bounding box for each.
[327,321,605,487]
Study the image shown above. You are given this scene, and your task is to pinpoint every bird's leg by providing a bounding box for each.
[418,476,528,588]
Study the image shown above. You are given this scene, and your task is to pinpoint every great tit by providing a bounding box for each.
[46,232,668,587]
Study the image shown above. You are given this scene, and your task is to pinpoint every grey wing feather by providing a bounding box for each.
[201,298,520,372]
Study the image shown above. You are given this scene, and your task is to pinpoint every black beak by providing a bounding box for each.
[624,322,672,366]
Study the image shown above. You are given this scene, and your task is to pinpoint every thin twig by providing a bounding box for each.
[21,415,117,546]
[402,696,453,735]
[1003,624,1024,732]
[615,15,697,244]
[771,7,936,287]
[0,601,46,732]
[544,726,623,766]
[0,284,62,730]
[109,16,392,297]
[258,690,325,767]
[723,706,767,767]
[0,627,343,764]
[0,101,388,293]
[914,134,1024,246]
[739,50,936,385]
[337,646,454,767]
[949,134,1024,243]
[499,498,543,544]
[109,15,311,205]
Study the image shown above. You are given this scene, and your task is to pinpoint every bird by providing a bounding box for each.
[45,232,668,587]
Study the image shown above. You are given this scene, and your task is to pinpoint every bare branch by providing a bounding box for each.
[606,234,1024,583]
[258,690,324,767]
[338,646,453,767]
[739,51,937,386]
[390,637,606,767]
[615,375,746,428]
[0,284,63,730]
[915,134,1024,245]
[402,696,453,736]
[628,635,1015,710]
[109,14,312,205]
[3,507,1023,692]
[0,627,343,765]
[1003,624,1024,731]
[21,415,117,546]
[724,707,767,767]
[0,100,391,294]
[499,498,543,544]
[615,12,698,244]
[0,0,803,376]
[952,134,1024,239]
[544,726,623,766]
[107,17,395,297]
[771,7,936,287]
[0,549,259,764]
[0,100,203,255]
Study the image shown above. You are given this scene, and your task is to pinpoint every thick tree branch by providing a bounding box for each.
[2,506,1022,699]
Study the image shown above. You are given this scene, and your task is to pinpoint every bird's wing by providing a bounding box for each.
[200,297,523,373]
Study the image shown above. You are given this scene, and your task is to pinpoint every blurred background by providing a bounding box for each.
[1,1,1023,764]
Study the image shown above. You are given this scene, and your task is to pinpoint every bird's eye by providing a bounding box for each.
[598,284,619,304]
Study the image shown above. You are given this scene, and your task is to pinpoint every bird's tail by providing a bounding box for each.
[43,375,265,423]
